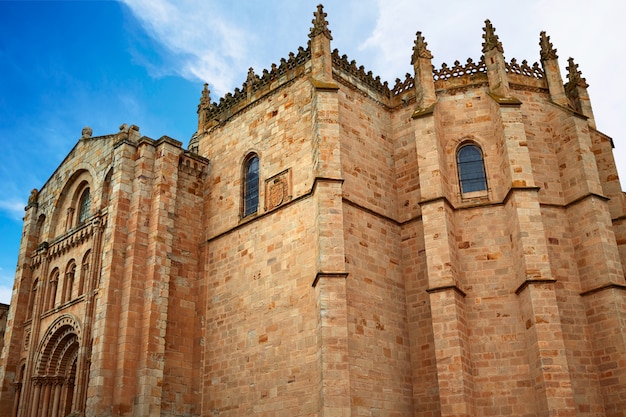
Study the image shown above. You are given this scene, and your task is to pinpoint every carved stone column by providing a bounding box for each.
[49,378,62,417]
[28,379,41,417]
[39,380,51,417]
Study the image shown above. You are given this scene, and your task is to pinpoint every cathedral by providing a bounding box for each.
[1,4,625,417]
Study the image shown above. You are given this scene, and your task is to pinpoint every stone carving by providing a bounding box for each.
[411,31,433,64]
[482,19,504,53]
[265,170,291,211]
[309,4,332,40]
[81,126,93,138]
[566,57,588,88]
[506,58,544,79]
[27,188,39,207]
[539,31,558,61]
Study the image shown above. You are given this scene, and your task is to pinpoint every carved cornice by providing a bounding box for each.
[426,285,467,297]
[312,271,349,288]
[515,279,557,295]
[580,283,626,297]
[31,215,106,267]
[202,47,311,129]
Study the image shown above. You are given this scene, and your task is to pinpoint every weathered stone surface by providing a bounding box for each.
[1,5,625,417]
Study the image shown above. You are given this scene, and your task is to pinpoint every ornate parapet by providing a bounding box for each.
[331,49,389,98]
[201,47,311,130]
[179,153,209,179]
[198,18,549,128]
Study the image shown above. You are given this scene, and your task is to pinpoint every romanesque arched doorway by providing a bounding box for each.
[25,315,81,417]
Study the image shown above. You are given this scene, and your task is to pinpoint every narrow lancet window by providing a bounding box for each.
[243,154,259,217]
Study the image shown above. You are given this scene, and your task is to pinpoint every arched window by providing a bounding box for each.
[243,154,260,217]
[102,168,113,207]
[35,214,46,244]
[47,269,59,311]
[27,279,38,320]
[77,188,91,224]
[457,144,487,194]
[63,261,76,303]
[79,250,91,295]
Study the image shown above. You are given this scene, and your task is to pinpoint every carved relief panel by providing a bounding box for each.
[264,169,292,211]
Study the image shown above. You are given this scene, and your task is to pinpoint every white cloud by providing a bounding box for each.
[0,286,12,306]
[0,199,25,222]
[357,0,626,183]
[0,267,14,305]
[120,0,626,182]
[120,0,251,96]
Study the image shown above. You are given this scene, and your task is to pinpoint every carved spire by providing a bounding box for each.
[539,31,567,106]
[481,19,503,53]
[566,57,588,88]
[411,31,436,110]
[565,57,594,126]
[411,31,433,65]
[309,4,332,40]
[481,19,511,98]
[199,83,211,108]
[539,31,558,61]
[197,83,211,132]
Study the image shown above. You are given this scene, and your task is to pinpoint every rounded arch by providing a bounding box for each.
[25,314,82,416]
[79,250,91,295]
[76,184,91,225]
[63,259,77,303]
[27,278,39,320]
[34,314,82,376]
[35,213,46,244]
[17,361,27,382]
[46,268,60,311]
[101,167,114,208]
[455,139,488,195]
[49,168,95,237]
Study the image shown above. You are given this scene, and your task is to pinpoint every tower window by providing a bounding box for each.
[243,154,260,217]
[77,188,91,224]
[457,144,487,194]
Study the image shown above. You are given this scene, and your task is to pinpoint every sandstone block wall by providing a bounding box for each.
[1,6,625,417]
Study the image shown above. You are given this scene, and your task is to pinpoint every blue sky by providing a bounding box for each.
[0,0,624,304]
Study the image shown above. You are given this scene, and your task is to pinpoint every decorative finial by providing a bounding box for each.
[566,57,588,88]
[200,83,211,107]
[246,67,257,84]
[539,31,558,61]
[411,31,433,65]
[81,126,93,138]
[309,4,332,40]
[482,19,503,53]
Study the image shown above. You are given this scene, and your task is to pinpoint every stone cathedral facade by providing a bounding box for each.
[1,5,625,417]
